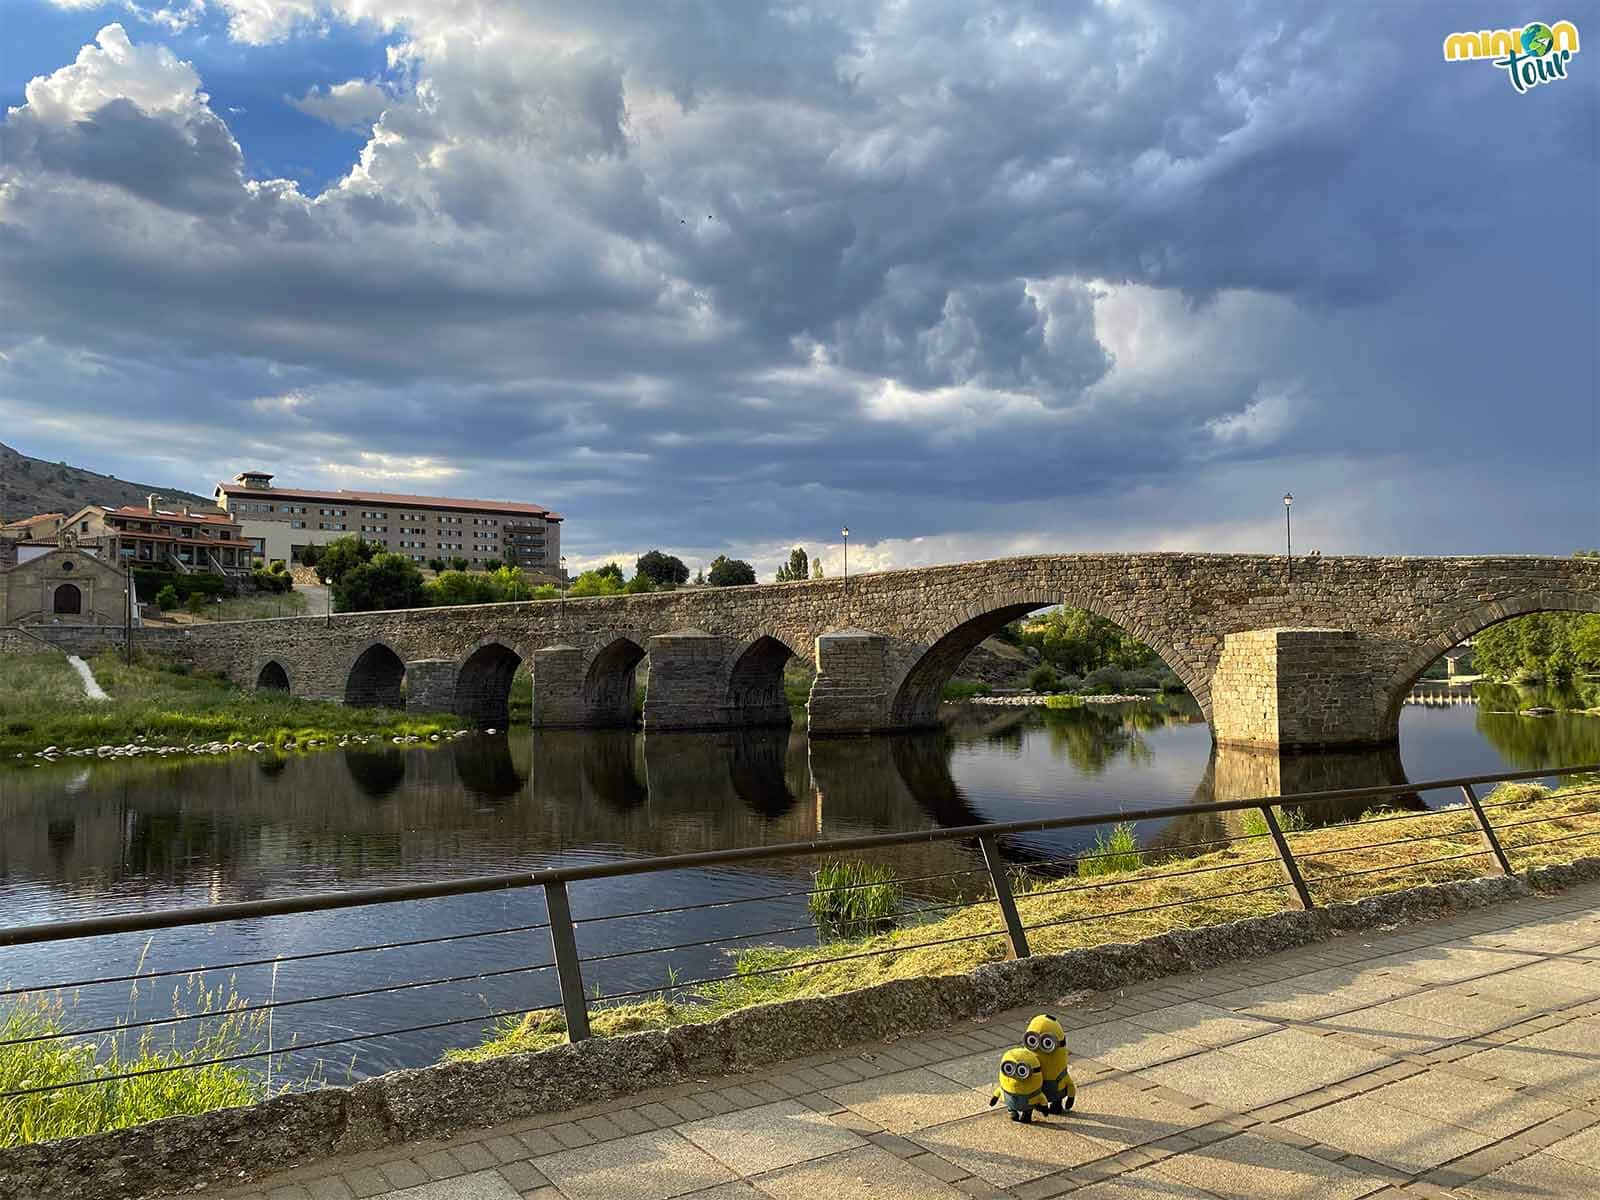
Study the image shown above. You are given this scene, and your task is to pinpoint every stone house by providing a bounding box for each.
[0,533,132,626]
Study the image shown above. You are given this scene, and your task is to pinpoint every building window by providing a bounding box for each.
[53,583,82,615]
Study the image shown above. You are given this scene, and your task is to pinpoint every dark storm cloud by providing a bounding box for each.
[0,2,1594,566]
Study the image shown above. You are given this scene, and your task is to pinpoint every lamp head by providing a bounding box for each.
[841,526,849,538]
[1283,493,1293,508]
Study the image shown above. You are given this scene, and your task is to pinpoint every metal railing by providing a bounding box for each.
[1,762,1597,1103]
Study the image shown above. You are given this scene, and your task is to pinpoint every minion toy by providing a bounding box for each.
[988,1047,1049,1122]
[1023,1014,1075,1114]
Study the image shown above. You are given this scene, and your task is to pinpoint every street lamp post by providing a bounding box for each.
[1283,493,1294,586]
[841,527,849,621]
[560,556,568,628]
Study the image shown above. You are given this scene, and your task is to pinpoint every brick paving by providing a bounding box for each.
[191,884,1600,1200]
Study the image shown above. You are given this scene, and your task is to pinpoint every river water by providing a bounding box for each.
[1,684,1595,1080]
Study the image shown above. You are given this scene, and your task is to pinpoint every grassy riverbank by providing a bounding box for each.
[452,778,1600,1061]
[0,652,461,756]
[0,985,282,1148]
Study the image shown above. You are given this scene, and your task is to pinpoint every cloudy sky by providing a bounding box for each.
[1,2,1594,576]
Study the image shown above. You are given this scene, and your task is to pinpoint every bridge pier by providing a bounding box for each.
[1210,628,1395,750]
[403,659,458,714]
[643,631,735,730]
[806,630,898,735]
[530,645,588,727]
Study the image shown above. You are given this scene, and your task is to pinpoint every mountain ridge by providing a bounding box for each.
[0,442,210,526]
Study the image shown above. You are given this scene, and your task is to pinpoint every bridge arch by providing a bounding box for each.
[583,634,647,728]
[728,632,804,728]
[886,589,1203,729]
[455,639,525,728]
[345,642,406,709]
[255,660,291,692]
[1381,588,1600,732]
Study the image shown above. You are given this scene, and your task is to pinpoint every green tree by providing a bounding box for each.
[775,547,809,582]
[335,553,427,613]
[423,570,499,607]
[427,557,447,573]
[708,555,756,587]
[568,569,623,597]
[1473,612,1600,681]
[183,593,207,617]
[481,558,503,572]
[635,550,689,588]
[315,536,378,586]
[1020,607,1158,676]
[489,565,533,600]
[449,556,469,572]
[811,559,824,579]
[155,584,178,611]
[595,562,625,585]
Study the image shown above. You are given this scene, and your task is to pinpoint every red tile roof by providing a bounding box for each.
[3,512,64,528]
[215,483,561,520]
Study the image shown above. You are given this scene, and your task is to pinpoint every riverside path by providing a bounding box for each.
[187,882,1600,1200]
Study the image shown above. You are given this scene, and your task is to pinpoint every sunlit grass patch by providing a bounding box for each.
[0,980,302,1148]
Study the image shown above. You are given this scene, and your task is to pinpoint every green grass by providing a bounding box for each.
[808,860,903,939]
[179,592,310,622]
[453,778,1600,1065]
[0,983,278,1148]
[1045,693,1083,709]
[1239,805,1310,838]
[0,652,461,755]
[940,679,991,702]
[1076,821,1143,876]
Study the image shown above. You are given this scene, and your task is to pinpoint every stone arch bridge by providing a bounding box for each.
[166,554,1599,750]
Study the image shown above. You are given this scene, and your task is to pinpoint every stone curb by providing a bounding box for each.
[4,856,1598,1200]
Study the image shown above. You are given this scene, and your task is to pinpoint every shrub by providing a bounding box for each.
[154,584,179,611]
[1027,664,1060,693]
[1077,822,1142,877]
[427,558,446,573]
[1083,666,1124,694]
[183,593,207,617]
[250,568,291,594]
[808,860,902,940]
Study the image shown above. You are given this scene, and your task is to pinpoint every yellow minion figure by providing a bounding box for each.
[1023,1013,1075,1114]
[988,1047,1049,1122]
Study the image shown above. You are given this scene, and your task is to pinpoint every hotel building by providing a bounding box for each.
[214,472,563,577]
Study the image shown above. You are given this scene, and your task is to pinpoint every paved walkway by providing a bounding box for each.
[201,885,1600,1200]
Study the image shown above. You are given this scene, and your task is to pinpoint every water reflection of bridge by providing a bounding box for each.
[1405,682,1480,706]
[1,719,1434,910]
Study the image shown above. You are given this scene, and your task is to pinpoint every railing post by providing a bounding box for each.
[1260,805,1315,911]
[1460,783,1514,875]
[543,881,591,1042]
[979,835,1030,959]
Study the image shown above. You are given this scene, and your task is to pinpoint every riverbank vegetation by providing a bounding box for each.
[1473,610,1600,686]
[0,983,281,1148]
[453,777,1600,1061]
[0,653,460,756]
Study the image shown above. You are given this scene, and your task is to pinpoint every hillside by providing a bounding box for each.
[0,442,209,524]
